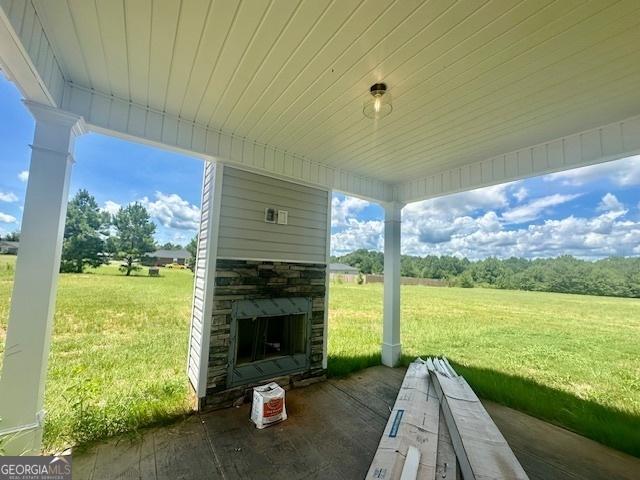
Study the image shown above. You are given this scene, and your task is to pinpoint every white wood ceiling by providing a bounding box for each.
[33,0,640,185]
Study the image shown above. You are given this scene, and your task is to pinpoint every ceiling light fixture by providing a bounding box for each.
[363,83,392,119]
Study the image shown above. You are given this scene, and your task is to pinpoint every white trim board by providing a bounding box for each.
[59,84,393,203]
[396,114,640,204]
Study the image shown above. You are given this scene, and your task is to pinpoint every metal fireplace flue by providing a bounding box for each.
[228,297,312,386]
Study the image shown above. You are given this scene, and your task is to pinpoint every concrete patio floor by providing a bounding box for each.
[73,366,640,480]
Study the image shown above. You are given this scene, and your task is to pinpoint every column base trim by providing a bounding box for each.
[381,342,402,367]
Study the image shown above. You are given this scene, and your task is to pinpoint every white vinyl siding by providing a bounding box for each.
[218,167,328,264]
[187,161,219,397]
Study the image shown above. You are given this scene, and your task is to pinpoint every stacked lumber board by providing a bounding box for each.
[366,358,528,480]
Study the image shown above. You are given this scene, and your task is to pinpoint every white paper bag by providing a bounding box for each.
[250,382,287,429]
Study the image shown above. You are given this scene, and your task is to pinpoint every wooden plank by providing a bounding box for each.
[399,446,420,480]
[366,361,442,480]
[436,407,459,480]
[428,358,528,480]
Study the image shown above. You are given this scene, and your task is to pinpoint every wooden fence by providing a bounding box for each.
[330,273,447,287]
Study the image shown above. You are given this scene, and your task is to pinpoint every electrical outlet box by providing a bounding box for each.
[277,210,288,225]
[265,207,276,223]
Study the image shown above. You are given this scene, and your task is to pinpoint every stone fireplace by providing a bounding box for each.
[203,260,326,408]
[187,165,330,410]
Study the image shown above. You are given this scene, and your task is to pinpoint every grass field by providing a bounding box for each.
[1,254,639,456]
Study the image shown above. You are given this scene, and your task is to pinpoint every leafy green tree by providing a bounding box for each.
[112,203,156,276]
[3,231,20,241]
[457,270,475,288]
[186,235,198,270]
[60,190,109,273]
[160,241,183,250]
[104,236,119,258]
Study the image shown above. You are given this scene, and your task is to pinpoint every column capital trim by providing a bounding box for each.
[29,145,76,164]
[23,100,86,136]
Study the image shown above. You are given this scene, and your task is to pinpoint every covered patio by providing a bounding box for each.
[1,0,639,469]
[73,366,640,480]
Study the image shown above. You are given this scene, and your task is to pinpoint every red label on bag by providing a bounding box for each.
[263,398,283,418]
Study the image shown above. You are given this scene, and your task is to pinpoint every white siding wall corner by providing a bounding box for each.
[187,161,223,398]
[217,167,329,264]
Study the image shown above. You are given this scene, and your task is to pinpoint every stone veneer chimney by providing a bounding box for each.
[187,164,330,410]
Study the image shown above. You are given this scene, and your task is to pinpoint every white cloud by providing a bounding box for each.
[0,192,18,202]
[513,187,528,202]
[331,219,384,255]
[331,156,640,260]
[597,193,625,213]
[18,170,28,182]
[101,200,122,216]
[0,212,17,223]
[400,208,640,260]
[501,193,581,224]
[545,155,640,187]
[140,192,200,230]
[331,196,370,227]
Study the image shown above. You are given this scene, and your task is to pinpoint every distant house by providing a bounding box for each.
[329,263,359,275]
[0,241,19,255]
[147,249,190,266]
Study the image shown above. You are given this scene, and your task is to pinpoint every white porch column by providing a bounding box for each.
[0,101,84,455]
[382,201,404,367]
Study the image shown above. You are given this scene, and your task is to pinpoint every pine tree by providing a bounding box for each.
[60,190,109,273]
[112,203,156,276]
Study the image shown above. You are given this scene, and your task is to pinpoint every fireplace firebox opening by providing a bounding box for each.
[228,297,312,387]
[236,314,307,365]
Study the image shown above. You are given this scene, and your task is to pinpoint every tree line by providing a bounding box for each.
[331,249,640,299]
[0,231,20,241]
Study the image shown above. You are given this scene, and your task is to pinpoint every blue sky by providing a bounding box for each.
[2,74,640,259]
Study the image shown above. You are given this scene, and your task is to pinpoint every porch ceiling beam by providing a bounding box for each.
[396,114,640,204]
[60,83,394,204]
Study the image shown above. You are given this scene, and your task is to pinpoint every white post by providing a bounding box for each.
[382,201,403,367]
[322,189,332,370]
[0,101,84,455]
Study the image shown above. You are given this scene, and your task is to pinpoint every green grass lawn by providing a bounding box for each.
[0,256,194,450]
[1,255,639,456]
